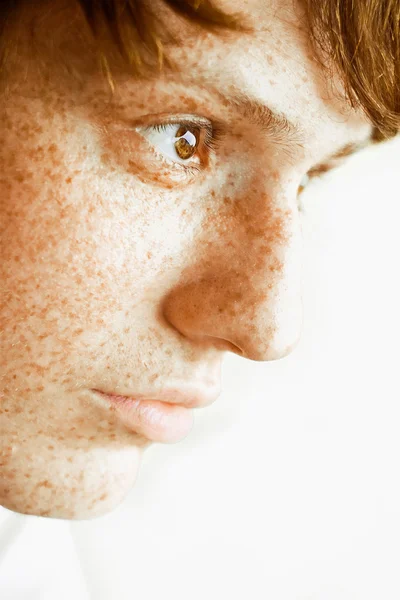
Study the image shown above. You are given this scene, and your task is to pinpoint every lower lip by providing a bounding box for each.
[91,390,194,444]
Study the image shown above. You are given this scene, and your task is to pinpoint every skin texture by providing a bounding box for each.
[0,0,372,520]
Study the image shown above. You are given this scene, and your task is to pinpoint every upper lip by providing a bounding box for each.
[92,382,221,409]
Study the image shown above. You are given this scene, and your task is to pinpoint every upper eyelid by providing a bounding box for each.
[307,162,337,178]
[306,159,348,183]
[127,112,213,130]
[307,138,372,179]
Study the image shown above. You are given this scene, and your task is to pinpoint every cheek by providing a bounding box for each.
[0,162,136,378]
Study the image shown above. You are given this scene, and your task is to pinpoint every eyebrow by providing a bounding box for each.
[208,88,306,149]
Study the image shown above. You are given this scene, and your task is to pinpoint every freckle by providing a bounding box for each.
[47,445,55,450]
[101,152,111,164]
[38,480,53,489]
[65,176,72,184]
[99,493,108,501]
[67,457,73,462]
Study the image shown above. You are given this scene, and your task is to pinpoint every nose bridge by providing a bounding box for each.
[162,182,304,362]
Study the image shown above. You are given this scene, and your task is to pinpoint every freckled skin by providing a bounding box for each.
[0,0,371,520]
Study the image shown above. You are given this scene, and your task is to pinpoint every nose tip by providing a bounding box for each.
[272,326,303,361]
[274,338,301,360]
[236,318,303,362]
[240,344,297,362]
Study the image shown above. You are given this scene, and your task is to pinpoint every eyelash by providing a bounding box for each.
[142,118,226,176]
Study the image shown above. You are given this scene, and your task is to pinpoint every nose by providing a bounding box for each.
[162,185,303,362]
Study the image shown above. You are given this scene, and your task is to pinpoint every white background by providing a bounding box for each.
[1,135,399,600]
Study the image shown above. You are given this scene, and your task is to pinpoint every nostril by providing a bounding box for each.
[225,340,244,356]
[198,336,243,355]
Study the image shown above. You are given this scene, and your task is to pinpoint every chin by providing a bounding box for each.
[0,442,148,521]
[1,493,127,521]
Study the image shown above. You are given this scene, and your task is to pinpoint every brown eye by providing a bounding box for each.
[174,124,201,160]
[135,122,204,168]
[133,117,225,177]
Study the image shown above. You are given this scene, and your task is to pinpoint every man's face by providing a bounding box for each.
[0,0,371,520]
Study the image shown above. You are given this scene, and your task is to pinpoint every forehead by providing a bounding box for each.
[155,0,370,143]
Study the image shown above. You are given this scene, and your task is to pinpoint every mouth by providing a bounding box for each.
[91,390,195,444]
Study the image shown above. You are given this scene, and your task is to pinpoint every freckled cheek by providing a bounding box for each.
[0,186,132,332]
